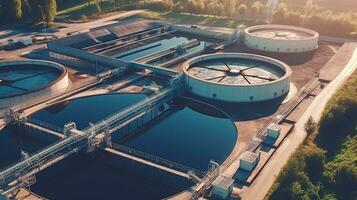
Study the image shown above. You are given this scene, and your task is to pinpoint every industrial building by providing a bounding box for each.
[46,20,229,76]
[245,25,319,53]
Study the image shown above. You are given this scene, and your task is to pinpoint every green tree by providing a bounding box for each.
[112,0,120,9]
[272,3,288,24]
[305,116,316,135]
[47,0,57,25]
[334,165,357,188]
[223,0,235,17]
[304,0,317,16]
[304,146,325,181]
[321,193,337,200]
[194,0,204,14]
[12,0,22,19]
[285,11,303,26]
[289,176,320,200]
[290,181,307,200]
[237,3,247,16]
[88,0,101,12]
[94,0,101,12]
[251,1,264,19]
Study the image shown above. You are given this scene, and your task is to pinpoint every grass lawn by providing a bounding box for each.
[137,11,258,28]
[57,1,123,21]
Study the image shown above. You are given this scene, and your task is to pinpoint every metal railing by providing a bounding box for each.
[111,143,205,177]
[0,134,86,190]
[26,117,64,134]
[82,87,175,135]
[0,86,179,193]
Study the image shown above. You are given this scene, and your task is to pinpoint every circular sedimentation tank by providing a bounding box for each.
[183,53,291,102]
[24,94,237,199]
[244,25,319,53]
[0,60,69,109]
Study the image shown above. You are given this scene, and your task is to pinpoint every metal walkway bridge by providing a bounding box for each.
[0,85,220,199]
[0,87,176,194]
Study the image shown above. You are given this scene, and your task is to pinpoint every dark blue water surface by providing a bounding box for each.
[0,126,53,170]
[32,150,193,200]
[31,93,146,130]
[3,94,237,199]
[122,98,237,171]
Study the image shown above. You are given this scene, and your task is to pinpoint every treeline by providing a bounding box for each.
[144,0,265,18]
[272,1,357,37]
[0,0,116,25]
[0,0,57,24]
[266,72,357,200]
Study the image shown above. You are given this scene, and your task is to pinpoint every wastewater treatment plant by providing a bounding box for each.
[0,18,352,200]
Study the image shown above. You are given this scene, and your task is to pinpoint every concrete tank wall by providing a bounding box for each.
[245,25,319,53]
[0,60,69,110]
[183,53,291,102]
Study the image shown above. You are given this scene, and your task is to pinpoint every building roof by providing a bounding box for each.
[49,20,157,49]
[212,175,234,189]
[268,123,281,132]
[240,151,259,163]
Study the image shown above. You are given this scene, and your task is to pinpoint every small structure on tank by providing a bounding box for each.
[212,175,234,199]
[266,123,281,140]
[239,151,260,172]
[263,123,282,145]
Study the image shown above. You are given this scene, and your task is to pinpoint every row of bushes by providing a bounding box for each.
[272,3,357,37]
[144,0,265,18]
[267,72,357,200]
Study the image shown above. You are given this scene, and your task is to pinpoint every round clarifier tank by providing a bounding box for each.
[27,94,237,199]
[183,53,291,102]
[0,60,69,109]
[245,24,319,53]
[30,93,147,130]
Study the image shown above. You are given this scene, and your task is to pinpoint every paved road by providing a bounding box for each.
[54,10,144,37]
[240,46,357,200]
[0,44,45,60]
[0,10,144,59]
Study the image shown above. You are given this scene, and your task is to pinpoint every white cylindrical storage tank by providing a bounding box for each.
[183,53,291,102]
[244,25,319,53]
[0,60,69,110]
